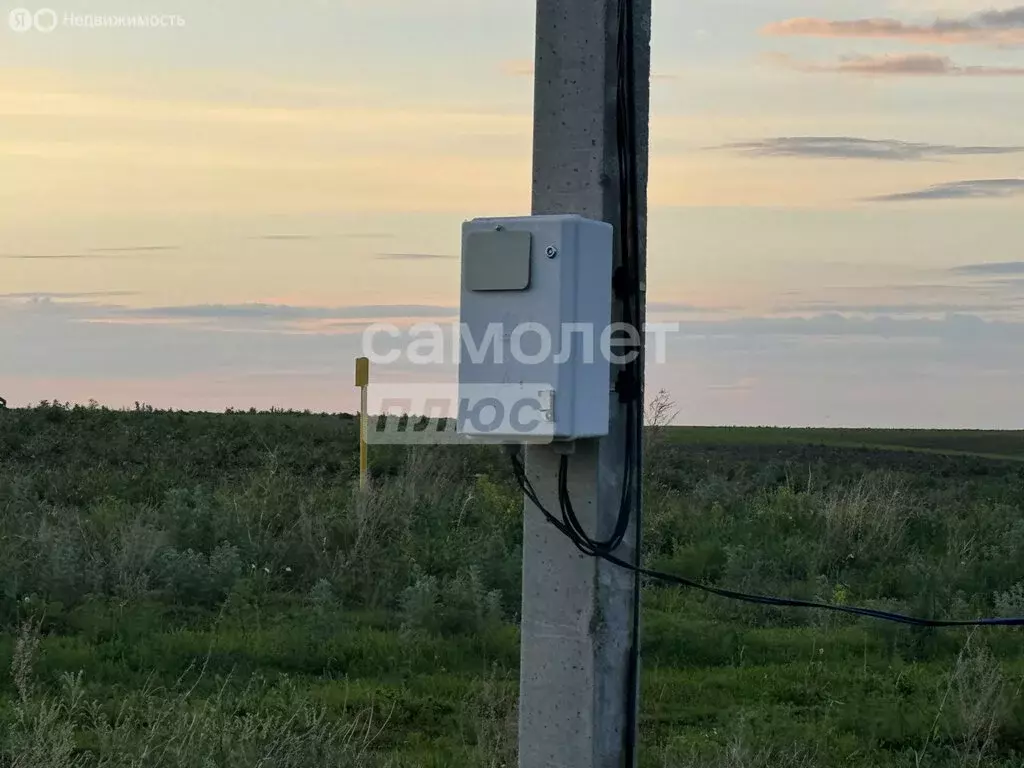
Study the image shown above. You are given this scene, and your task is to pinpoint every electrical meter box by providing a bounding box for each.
[458,215,613,442]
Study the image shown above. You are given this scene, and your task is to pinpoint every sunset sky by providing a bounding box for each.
[2,0,1023,427]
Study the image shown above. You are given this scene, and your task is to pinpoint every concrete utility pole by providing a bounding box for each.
[519,1,651,766]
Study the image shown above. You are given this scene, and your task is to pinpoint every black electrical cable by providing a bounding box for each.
[510,448,1024,628]
[614,0,644,763]
[555,400,636,555]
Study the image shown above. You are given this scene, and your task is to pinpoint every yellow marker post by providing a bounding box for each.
[355,357,370,489]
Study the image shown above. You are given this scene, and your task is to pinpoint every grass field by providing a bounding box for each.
[669,427,1024,461]
[2,403,1024,766]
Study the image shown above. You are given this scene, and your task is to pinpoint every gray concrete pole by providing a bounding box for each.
[519,1,651,766]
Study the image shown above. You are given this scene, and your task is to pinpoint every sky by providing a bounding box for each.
[1,0,1022,427]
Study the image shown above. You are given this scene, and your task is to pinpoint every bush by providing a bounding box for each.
[154,544,241,605]
[401,566,503,636]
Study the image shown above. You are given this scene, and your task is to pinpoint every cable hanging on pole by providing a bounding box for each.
[510,447,1024,628]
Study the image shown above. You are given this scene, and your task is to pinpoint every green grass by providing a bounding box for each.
[2,403,1024,766]
[667,426,1024,461]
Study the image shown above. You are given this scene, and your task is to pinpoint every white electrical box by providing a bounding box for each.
[458,215,613,442]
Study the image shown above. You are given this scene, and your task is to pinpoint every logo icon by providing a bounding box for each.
[8,8,33,31]
[7,7,58,32]
[33,7,57,32]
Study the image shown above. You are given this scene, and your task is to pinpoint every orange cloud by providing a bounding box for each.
[763,8,1024,47]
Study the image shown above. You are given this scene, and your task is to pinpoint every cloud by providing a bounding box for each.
[2,247,177,259]
[648,301,722,313]
[0,253,95,260]
[0,297,459,329]
[253,233,396,242]
[868,178,1024,201]
[763,7,1024,47]
[0,291,137,300]
[778,301,1020,313]
[671,312,1024,342]
[6,298,1024,427]
[21,295,1021,342]
[770,52,1024,76]
[373,252,456,261]
[979,277,1024,294]
[119,303,458,321]
[952,261,1024,274]
[9,294,1022,343]
[88,245,179,253]
[0,299,370,384]
[714,136,1024,160]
